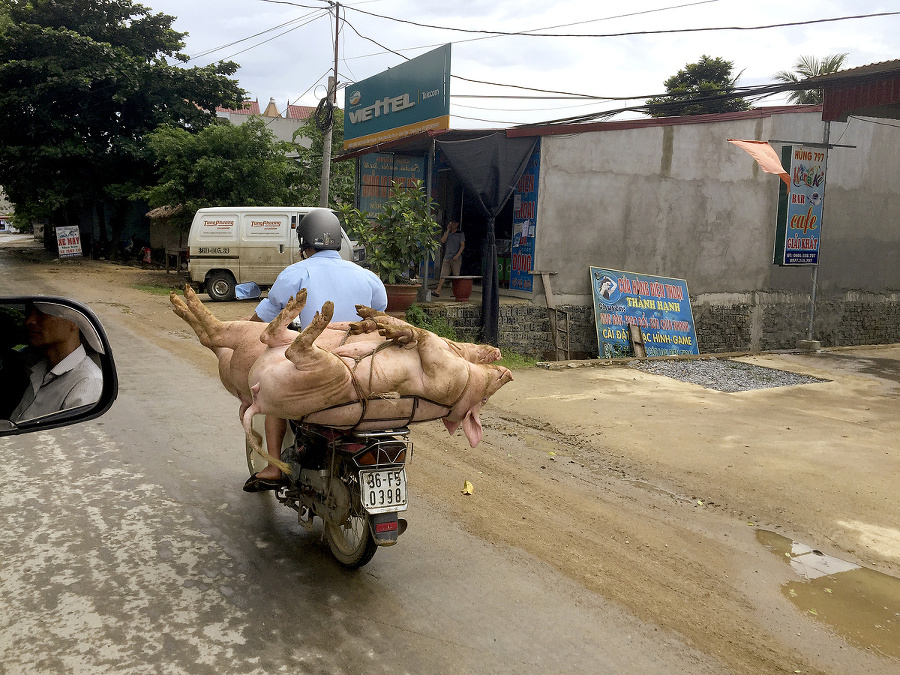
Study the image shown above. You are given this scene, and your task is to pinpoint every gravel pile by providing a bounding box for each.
[627,358,827,392]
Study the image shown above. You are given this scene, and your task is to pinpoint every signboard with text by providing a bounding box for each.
[773,144,826,266]
[510,142,540,292]
[55,225,83,258]
[358,153,425,218]
[343,44,451,150]
[591,267,699,358]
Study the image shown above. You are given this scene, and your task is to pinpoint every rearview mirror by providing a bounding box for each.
[0,297,118,437]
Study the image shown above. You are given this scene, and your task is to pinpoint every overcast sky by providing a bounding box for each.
[145,0,899,128]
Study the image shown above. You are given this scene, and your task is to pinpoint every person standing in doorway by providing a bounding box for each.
[433,220,465,298]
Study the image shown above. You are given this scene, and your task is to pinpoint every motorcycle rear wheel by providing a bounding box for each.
[325,513,378,569]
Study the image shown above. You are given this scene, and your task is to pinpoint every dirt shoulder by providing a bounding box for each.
[6,241,899,675]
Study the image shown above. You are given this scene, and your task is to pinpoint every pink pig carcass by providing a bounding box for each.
[170,285,502,421]
[241,291,513,457]
[169,286,512,464]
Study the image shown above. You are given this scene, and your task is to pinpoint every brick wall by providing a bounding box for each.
[418,291,900,359]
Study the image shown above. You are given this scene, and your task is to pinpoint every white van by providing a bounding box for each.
[187,206,362,301]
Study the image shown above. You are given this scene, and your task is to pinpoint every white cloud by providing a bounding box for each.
[146,0,900,127]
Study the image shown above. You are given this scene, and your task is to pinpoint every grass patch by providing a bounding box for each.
[405,305,537,369]
[497,351,538,370]
[405,305,458,340]
[131,282,180,296]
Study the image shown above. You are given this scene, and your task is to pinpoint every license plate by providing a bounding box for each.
[359,468,408,514]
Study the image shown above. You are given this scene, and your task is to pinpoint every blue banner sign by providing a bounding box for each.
[773,144,826,266]
[343,45,451,150]
[510,142,540,292]
[591,267,699,358]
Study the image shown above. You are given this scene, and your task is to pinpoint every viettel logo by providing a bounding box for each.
[348,90,361,106]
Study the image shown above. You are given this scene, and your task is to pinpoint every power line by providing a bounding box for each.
[340,0,726,58]
[848,115,900,130]
[342,6,900,39]
[188,8,324,60]
[341,16,640,101]
[218,12,328,61]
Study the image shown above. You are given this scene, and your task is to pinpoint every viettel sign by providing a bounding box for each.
[343,44,451,150]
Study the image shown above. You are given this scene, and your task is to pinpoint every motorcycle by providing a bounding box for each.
[247,417,410,568]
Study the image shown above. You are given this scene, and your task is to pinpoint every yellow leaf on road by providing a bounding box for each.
[462,480,474,495]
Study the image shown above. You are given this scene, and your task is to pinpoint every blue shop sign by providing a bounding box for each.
[591,267,699,358]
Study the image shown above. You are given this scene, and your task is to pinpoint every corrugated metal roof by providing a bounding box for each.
[804,59,900,84]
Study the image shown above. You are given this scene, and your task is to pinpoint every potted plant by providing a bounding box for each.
[339,180,441,314]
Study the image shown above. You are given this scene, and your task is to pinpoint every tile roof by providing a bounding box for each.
[287,104,316,120]
[215,100,261,115]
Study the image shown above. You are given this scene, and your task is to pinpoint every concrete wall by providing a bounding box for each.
[216,112,311,148]
[529,109,900,354]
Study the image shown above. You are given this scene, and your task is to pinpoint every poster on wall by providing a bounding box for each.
[510,143,540,292]
[55,225,83,258]
[773,144,826,266]
[359,153,425,218]
[591,267,699,358]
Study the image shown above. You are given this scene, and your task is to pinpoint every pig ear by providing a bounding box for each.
[443,418,460,435]
[461,410,483,448]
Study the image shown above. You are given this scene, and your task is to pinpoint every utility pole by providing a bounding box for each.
[806,121,830,342]
[318,2,340,208]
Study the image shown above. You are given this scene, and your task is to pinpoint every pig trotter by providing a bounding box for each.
[377,322,417,346]
[347,317,380,335]
[261,289,307,347]
[170,292,213,349]
[285,302,335,362]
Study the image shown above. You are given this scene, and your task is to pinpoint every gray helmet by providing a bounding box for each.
[298,209,342,251]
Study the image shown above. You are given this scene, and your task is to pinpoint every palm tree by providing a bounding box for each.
[774,54,849,104]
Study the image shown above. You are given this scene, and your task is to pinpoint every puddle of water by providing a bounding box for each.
[757,530,900,659]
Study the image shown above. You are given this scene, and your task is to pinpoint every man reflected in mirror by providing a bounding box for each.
[10,304,103,423]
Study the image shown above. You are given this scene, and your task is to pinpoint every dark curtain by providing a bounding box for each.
[435,133,537,345]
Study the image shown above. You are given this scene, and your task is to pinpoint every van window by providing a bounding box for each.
[197,216,237,240]
[243,214,289,240]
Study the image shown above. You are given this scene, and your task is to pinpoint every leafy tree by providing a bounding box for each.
[647,55,750,117]
[338,180,440,284]
[291,105,355,209]
[773,54,848,105]
[0,0,243,246]
[141,117,302,229]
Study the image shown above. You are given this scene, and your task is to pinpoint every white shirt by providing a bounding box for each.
[11,345,103,422]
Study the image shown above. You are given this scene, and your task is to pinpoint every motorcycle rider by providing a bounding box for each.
[245,208,387,492]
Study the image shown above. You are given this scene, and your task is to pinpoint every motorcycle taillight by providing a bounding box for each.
[355,442,408,466]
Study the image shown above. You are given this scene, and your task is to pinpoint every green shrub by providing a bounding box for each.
[405,304,458,340]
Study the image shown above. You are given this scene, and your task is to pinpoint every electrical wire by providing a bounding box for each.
[339,0,726,58]
[342,15,643,102]
[342,6,900,39]
[188,9,324,60]
[218,12,328,61]
[848,115,900,129]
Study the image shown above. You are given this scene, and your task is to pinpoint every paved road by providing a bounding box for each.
[0,240,725,673]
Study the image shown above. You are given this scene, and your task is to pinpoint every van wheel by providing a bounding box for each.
[206,271,236,302]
